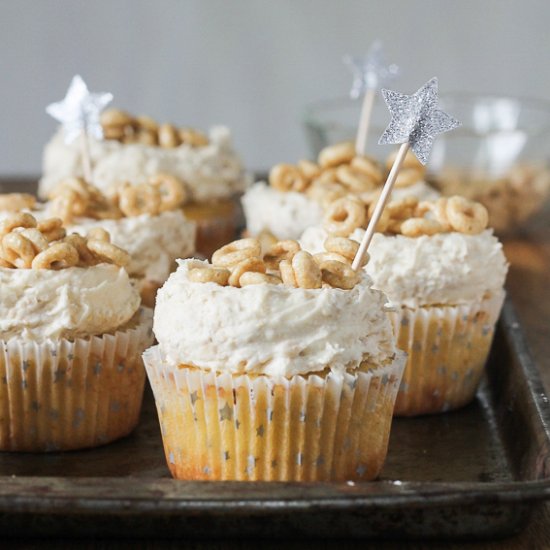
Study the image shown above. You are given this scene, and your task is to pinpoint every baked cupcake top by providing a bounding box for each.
[153,238,396,377]
[44,176,196,282]
[39,111,250,202]
[0,213,140,340]
[300,196,508,308]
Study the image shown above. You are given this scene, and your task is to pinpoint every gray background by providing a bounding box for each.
[0,0,548,174]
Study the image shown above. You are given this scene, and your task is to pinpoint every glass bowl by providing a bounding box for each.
[303,94,550,235]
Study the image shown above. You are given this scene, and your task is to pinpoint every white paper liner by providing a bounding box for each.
[144,347,405,482]
[389,290,505,416]
[0,307,154,452]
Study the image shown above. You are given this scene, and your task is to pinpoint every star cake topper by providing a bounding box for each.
[343,40,399,99]
[378,76,460,165]
[46,75,113,144]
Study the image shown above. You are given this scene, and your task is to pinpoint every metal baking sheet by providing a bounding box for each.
[0,302,548,540]
[0,179,549,539]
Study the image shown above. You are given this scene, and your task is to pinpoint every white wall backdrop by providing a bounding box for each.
[0,0,549,173]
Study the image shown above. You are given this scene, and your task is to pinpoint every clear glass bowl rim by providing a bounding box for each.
[303,92,550,134]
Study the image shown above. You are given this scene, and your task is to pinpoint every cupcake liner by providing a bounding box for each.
[0,308,154,452]
[144,347,406,482]
[390,290,505,416]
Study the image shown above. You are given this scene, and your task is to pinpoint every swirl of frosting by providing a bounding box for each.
[0,264,140,340]
[153,259,396,376]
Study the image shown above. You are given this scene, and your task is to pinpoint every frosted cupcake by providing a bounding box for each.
[0,213,154,451]
[300,196,508,416]
[45,176,196,306]
[144,238,405,481]
[242,142,439,240]
[40,109,250,257]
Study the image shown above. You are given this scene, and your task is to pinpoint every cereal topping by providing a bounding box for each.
[0,214,130,270]
[0,193,36,213]
[190,236,366,289]
[100,108,209,148]
[48,174,187,224]
[321,195,489,238]
[268,143,426,206]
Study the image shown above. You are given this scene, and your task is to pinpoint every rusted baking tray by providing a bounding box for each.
[0,301,549,540]
[1,179,550,539]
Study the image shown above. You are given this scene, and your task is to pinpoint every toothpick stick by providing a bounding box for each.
[355,88,376,156]
[352,142,409,271]
[80,131,93,184]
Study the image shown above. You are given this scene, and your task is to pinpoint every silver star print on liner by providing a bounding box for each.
[46,75,113,144]
[378,77,461,165]
[343,40,399,98]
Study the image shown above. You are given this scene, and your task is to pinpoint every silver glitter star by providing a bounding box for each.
[46,75,113,144]
[343,40,399,98]
[378,77,461,165]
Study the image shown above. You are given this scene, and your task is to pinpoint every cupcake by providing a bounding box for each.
[0,213,154,451]
[39,109,250,257]
[44,176,196,306]
[144,238,405,481]
[300,195,508,416]
[242,142,439,240]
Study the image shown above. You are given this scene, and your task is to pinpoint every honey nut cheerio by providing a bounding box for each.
[0,193,36,213]
[153,254,397,377]
[99,108,209,148]
[300,196,508,308]
[193,237,369,290]
[0,215,140,341]
[0,213,130,270]
[48,175,187,225]
[319,195,491,239]
[241,142,439,241]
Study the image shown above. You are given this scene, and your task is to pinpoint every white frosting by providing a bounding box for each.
[64,210,196,283]
[241,182,323,240]
[39,126,250,203]
[300,226,508,307]
[153,259,396,376]
[0,264,140,340]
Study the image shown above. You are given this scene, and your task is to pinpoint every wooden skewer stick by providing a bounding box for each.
[352,142,409,271]
[80,131,93,185]
[355,88,376,156]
